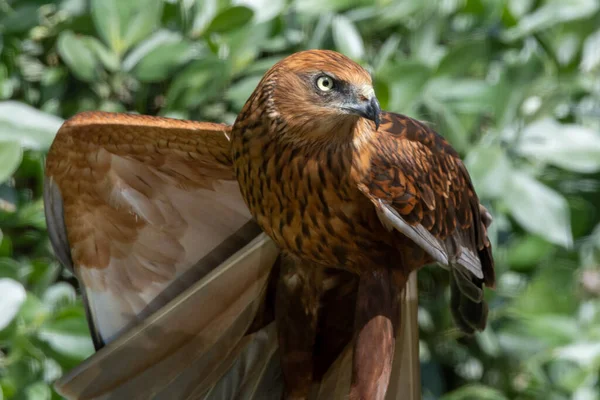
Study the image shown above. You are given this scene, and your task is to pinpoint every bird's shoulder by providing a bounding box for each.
[362,111,472,232]
[355,111,494,287]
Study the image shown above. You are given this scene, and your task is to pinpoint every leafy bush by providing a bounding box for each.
[1,0,599,399]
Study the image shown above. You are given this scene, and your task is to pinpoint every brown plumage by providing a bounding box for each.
[231,50,495,399]
[45,110,420,399]
[44,49,493,400]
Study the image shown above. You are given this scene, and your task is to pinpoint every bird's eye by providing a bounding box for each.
[316,75,335,92]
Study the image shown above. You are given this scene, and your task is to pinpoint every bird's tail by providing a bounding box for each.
[55,242,421,400]
[310,272,420,400]
[449,266,488,334]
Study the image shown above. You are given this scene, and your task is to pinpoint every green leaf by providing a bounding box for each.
[24,382,51,400]
[374,34,400,72]
[436,40,489,77]
[0,102,62,150]
[91,0,122,54]
[442,384,508,400]
[235,0,285,23]
[165,58,228,109]
[503,0,600,41]
[332,15,365,60]
[17,294,48,325]
[0,278,26,330]
[517,118,600,173]
[465,145,512,198]
[581,28,600,72]
[132,39,199,82]
[122,30,181,72]
[381,61,432,112]
[38,315,94,360]
[205,6,254,34]
[507,235,554,270]
[556,342,600,367]
[191,0,218,37]
[57,31,98,82]
[0,5,39,34]
[81,36,120,72]
[504,171,573,247]
[123,0,164,50]
[425,78,493,114]
[0,142,22,185]
[226,75,262,110]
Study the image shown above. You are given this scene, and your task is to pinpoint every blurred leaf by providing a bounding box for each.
[0,278,26,330]
[38,314,94,359]
[122,30,181,71]
[0,142,22,184]
[205,6,254,34]
[381,61,432,112]
[332,15,365,60]
[504,171,573,247]
[465,145,512,198]
[132,39,198,82]
[0,5,39,34]
[166,58,228,109]
[57,31,98,82]
[410,20,446,68]
[556,342,600,367]
[12,199,46,229]
[122,0,164,50]
[513,262,578,316]
[437,40,489,77]
[191,0,218,36]
[581,28,600,72]
[503,0,600,41]
[0,258,21,281]
[0,101,60,153]
[426,78,493,114]
[91,0,122,53]
[524,315,579,344]
[518,118,600,173]
[442,384,508,400]
[226,75,262,110]
[81,37,120,72]
[234,0,285,23]
[43,283,77,311]
[373,34,400,72]
[507,235,554,270]
[24,382,51,400]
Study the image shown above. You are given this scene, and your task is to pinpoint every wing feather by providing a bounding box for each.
[360,111,495,333]
[45,111,254,345]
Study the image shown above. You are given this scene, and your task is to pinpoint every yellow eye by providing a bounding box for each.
[316,75,334,92]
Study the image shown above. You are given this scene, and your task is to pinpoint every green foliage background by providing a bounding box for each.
[1,0,600,398]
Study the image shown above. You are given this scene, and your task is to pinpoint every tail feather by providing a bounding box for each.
[450,268,488,334]
[310,272,421,400]
[56,259,421,400]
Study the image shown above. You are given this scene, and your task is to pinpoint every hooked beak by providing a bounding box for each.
[343,95,381,130]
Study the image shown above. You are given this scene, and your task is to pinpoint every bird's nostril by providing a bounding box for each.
[358,95,368,102]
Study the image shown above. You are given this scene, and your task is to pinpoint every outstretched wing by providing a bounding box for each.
[44,111,257,347]
[359,111,495,333]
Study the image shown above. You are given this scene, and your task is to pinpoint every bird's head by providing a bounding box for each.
[255,50,381,144]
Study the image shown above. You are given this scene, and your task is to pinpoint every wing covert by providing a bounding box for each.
[359,111,495,333]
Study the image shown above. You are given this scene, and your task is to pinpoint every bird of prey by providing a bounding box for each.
[44,112,421,399]
[44,50,494,400]
[231,50,495,399]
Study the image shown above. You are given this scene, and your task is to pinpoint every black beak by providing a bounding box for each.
[344,96,381,130]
